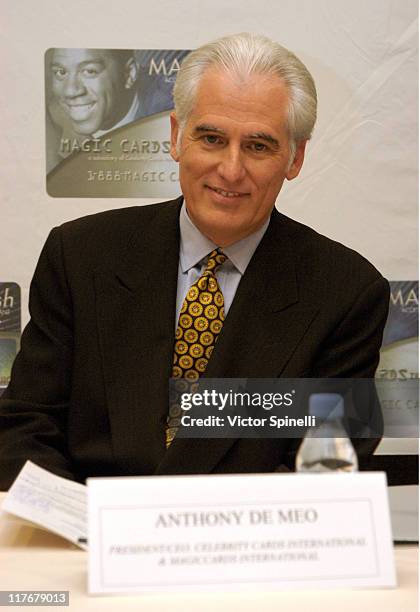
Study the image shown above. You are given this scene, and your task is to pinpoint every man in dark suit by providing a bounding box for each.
[0,33,389,489]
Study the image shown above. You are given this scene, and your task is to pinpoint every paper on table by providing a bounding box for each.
[1,460,87,549]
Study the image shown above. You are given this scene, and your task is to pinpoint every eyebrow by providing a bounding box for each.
[50,60,106,69]
[248,131,279,148]
[194,124,226,135]
[193,124,280,148]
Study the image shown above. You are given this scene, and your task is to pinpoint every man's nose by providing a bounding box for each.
[63,73,87,98]
[217,145,246,183]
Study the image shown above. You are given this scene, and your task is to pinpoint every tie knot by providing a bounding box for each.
[205,248,227,274]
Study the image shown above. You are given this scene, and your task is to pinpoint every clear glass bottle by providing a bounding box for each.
[295,393,358,473]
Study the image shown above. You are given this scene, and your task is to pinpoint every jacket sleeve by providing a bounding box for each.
[285,274,390,471]
[0,227,77,490]
[311,275,390,378]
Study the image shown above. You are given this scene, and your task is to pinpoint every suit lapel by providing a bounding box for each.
[95,199,182,473]
[156,210,319,475]
[204,209,306,378]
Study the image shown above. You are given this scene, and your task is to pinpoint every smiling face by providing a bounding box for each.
[170,68,307,246]
[50,49,134,135]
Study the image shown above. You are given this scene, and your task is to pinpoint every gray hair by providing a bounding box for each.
[173,32,317,161]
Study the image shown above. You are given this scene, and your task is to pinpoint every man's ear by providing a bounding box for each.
[286,140,307,180]
[170,112,180,162]
[124,57,138,90]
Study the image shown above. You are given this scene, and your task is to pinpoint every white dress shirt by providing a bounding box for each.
[176,202,270,327]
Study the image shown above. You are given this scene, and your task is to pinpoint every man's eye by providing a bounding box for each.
[82,68,99,77]
[52,68,67,80]
[203,135,222,145]
[250,142,268,152]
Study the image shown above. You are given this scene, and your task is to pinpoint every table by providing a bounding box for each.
[0,497,417,611]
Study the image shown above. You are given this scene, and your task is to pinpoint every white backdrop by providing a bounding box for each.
[1,0,418,328]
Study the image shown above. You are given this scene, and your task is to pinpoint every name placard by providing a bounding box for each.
[87,472,395,594]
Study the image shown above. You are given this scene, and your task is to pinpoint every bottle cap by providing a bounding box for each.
[309,393,344,419]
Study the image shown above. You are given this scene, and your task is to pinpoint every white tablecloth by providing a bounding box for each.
[0,498,417,612]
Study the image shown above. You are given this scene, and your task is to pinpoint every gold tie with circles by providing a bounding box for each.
[166,249,227,447]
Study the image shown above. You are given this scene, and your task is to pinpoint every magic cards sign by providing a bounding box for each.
[45,48,190,198]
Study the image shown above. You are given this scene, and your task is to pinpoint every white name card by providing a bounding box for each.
[87,472,396,594]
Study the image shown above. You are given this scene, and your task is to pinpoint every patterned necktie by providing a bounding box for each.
[166,248,227,447]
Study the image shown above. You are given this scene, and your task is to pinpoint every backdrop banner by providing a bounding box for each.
[377,281,419,382]
[0,283,21,396]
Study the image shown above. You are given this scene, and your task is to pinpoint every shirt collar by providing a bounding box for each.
[179,202,270,275]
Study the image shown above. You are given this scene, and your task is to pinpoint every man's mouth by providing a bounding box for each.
[206,185,249,198]
[63,102,97,121]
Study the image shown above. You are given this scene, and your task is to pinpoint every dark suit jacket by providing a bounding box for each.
[0,197,389,489]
